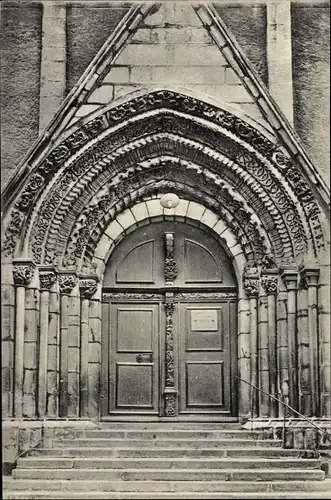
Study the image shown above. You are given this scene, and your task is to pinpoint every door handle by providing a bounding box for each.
[136,353,153,363]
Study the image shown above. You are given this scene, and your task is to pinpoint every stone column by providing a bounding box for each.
[267,0,293,123]
[277,289,289,418]
[301,264,320,415]
[261,271,278,417]
[39,1,67,132]
[243,273,259,417]
[79,277,98,418]
[58,270,77,417]
[297,283,310,415]
[281,266,298,412]
[38,267,56,417]
[12,260,35,418]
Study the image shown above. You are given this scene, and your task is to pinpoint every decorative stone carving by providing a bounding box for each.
[164,392,177,417]
[164,233,177,284]
[79,279,98,299]
[244,279,259,298]
[261,276,278,294]
[164,293,175,387]
[175,292,237,300]
[280,266,298,291]
[300,265,320,289]
[39,271,56,291]
[261,254,278,270]
[58,274,77,295]
[102,292,163,300]
[13,262,34,287]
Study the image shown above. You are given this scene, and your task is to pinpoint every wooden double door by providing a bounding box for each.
[101,222,237,419]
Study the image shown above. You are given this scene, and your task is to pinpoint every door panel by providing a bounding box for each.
[179,302,231,414]
[110,302,159,414]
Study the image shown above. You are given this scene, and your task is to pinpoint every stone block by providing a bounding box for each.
[105,220,123,241]
[225,67,241,85]
[172,44,226,66]
[68,324,80,348]
[186,201,205,221]
[1,284,14,305]
[116,209,136,230]
[89,299,101,320]
[131,202,149,222]
[220,228,237,248]
[24,309,38,342]
[1,304,14,340]
[174,199,189,218]
[200,209,219,229]
[89,342,101,364]
[146,199,163,218]
[94,234,113,262]
[132,28,152,43]
[89,318,101,343]
[116,44,173,66]
[75,104,100,118]
[113,85,140,99]
[24,342,37,369]
[88,85,113,104]
[104,66,130,84]
[213,219,227,236]
[47,344,58,371]
[2,426,18,464]
[68,346,80,371]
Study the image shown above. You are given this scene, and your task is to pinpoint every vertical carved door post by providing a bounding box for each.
[261,270,278,417]
[12,259,35,417]
[163,232,178,416]
[281,266,298,412]
[244,265,259,417]
[38,266,56,417]
[58,269,77,417]
[300,264,320,415]
[164,292,177,417]
[79,277,98,417]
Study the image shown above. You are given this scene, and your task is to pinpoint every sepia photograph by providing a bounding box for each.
[1,0,330,498]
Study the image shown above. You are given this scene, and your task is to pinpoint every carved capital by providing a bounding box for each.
[280,266,298,291]
[261,275,278,294]
[300,263,320,288]
[58,274,77,295]
[13,260,35,287]
[39,271,57,291]
[244,278,259,298]
[79,278,98,299]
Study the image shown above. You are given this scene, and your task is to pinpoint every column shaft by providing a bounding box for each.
[259,293,270,416]
[80,298,89,417]
[14,286,26,417]
[307,284,319,414]
[287,288,298,411]
[267,293,277,417]
[249,297,258,417]
[38,290,50,417]
[59,294,69,417]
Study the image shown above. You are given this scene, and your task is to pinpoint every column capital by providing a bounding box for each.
[39,265,57,291]
[300,264,320,288]
[12,259,35,287]
[280,265,298,291]
[79,275,98,299]
[261,274,278,295]
[244,278,260,298]
[57,268,78,295]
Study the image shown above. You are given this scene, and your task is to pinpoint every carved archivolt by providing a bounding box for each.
[2,91,324,266]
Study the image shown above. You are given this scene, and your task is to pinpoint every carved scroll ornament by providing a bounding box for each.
[244,278,259,298]
[261,276,278,294]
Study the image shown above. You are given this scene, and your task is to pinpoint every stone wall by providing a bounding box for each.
[0,1,330,190]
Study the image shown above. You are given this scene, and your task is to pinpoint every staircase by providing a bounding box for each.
[4,423,331,499]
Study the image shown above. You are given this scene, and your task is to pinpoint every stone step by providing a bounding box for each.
[4,479,331,493]
[64,430,262,440]
[16,457,323,470]
[12,468,326,481]
[29,447,300,458]
[52,438,281,448]
[97,422,243,429]
[4,489,331,499]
